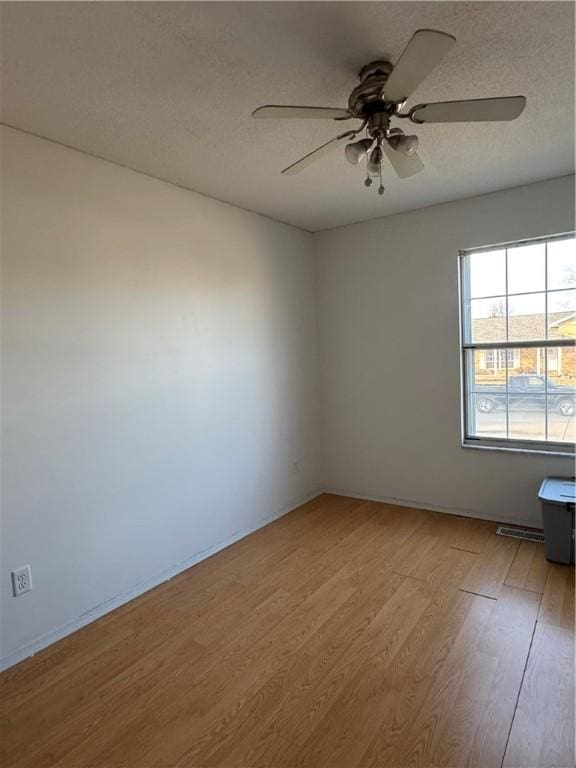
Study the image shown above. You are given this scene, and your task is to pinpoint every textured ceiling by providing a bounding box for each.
[1,1,574,231]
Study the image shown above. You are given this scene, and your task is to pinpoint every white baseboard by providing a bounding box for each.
[323,486,542,530]
[0,489,323,672]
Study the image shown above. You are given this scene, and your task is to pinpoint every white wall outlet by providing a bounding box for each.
[11,565,32,597]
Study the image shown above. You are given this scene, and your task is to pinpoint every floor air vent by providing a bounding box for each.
[496,526,545,543]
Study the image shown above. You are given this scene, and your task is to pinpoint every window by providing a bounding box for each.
[482,349,519,370]
[460,233,575,454]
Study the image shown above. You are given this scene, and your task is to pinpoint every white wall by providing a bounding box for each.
[1,126,320,667]
[316,176,575,527]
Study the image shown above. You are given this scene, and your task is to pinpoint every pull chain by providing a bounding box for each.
[378,141,385,195]
[363,125,373,187]
[364,150,372,187]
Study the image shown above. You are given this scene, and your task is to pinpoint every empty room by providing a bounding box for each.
[1,2,575,767]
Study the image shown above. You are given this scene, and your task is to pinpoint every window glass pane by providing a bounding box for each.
[507,243,545,295]
[469,249,506,298]
[507,347,524,378]
[548,407,576,443]
[508,396,546,441]
[548,290,576,339]
[466,349,507,439]
[506,348,546,441]
[548,237,576,290]
[470,297,506,343]
[547,346,576,443]
[509,347,543,378]
[508,293,545,341]
[547,345,576,384]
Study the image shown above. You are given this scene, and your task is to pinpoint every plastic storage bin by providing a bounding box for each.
[538,477,575,565]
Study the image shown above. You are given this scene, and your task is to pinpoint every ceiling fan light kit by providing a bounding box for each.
[387,133,419,156]
[367,143,384,175]
[345,138,373,165]
[252,29,526,196]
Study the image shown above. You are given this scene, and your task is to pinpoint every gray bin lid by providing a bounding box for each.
[538,477,576,505]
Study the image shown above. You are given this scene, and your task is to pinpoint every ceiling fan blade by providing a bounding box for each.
[383,29,456,104]
[252,105,352,120]
[382,141,424,179]
[281,131,357,175]
[410,96,526,123]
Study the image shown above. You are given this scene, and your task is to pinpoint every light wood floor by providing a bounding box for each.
[1,494,574,768]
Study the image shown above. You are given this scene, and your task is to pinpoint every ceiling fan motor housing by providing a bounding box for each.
[348,60,395,117]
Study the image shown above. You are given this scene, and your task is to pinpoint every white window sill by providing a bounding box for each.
[462,439,575,458]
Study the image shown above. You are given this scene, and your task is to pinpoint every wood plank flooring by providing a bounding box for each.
[1,494,574,768]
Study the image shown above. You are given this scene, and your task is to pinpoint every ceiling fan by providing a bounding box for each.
[252,29,526,195]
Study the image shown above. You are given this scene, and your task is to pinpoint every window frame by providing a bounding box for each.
[459,232,576,457]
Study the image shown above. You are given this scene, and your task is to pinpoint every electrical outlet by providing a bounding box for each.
[11,565,32,597]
